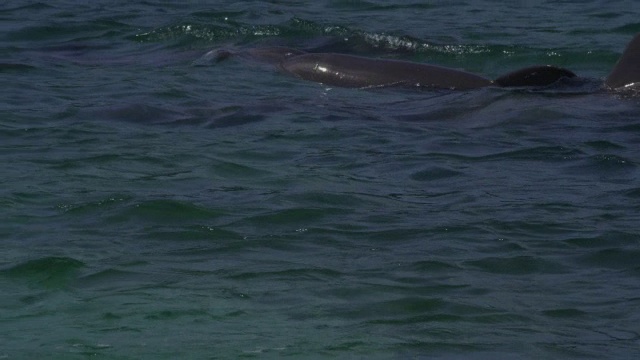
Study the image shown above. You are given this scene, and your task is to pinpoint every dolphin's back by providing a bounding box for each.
[605,34,640,89]
[280,53,492,90]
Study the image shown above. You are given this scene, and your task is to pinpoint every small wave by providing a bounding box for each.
[94,103,188,124]
[563,153,637,180]
[243,207,350,228]
[135,17,501,57]
[484,146,586,162]
[577,248,640,271]
[107,199,223,224]
[0,63,37,73]
[0,2,53,13]
[134,24,242,43]
[613,22,640,34]
[422,146,585,163]
[7,20,129,43]
[542,308,588,318]
[57,195,132,214]
[1,256,85,288]
[227,267,343,281]
[464,255,567,275]
[410,166,463,182]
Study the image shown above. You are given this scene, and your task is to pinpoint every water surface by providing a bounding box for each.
[1,1,640,358]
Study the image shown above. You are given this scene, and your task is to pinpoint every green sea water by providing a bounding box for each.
[2,1,640,358]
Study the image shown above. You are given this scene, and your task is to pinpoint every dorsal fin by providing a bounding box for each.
[605,33,640,89]
[494,65,576,87]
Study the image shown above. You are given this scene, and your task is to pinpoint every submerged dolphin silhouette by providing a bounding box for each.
[214,33,640,91]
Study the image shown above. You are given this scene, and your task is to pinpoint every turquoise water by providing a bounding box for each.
[2,1,640,358]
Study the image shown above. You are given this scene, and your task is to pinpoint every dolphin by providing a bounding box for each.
[213,33,640,91]
[605,33,640,89]
[279,52,493,89]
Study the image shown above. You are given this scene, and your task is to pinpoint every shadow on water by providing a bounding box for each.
[87,102,288,128]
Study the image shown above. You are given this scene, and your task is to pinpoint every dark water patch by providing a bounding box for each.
[228,267,343,281]
[106,199,224,224]
[530,202,581,216]
[584,140,626,151]
[191,9,247,21]
[208,157,275,179]
[26,42,120,66]
[334,296,447,321]
[323,285,509,324]
[475,219,579,242]
[369,313,464,325]
[622,187,640,198]
[588,154,636,169]
[409,260,462,273]
[144,308,211,321]
[464,255,567,275]
[15,292,51,307]
[419,145,584,164]
[564,153,637,179]
[101,312,123,320]
[588,12,624,20]
[6,20,131,43]
[0,62,37,73]
[578,248,640,271]
[351,227,441,244]
[204,111,268,129]
[613,22,640,34]
[57,194,133,215]
[1,256,84,288]
[323,340,368,353]
[282,191,375,210]
[98,103,279,128]
[77,267,153,290]
[328,1,436,11]
[242,207,350,228]
[77,267,197,299]
[542,308,588,318]
[142,225,244,243]
[48,154,193,181]
[614,122,640,132]
[471,313,533,324]
[481,146,585,162]
[0,2,53,13]
[410,166,462,182]
[563,231,639,249]
[62,339,114,358]
[96,103,188,124]
[474,240,529,254]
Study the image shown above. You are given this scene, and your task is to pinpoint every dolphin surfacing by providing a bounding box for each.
[605,33,640,89]
[280,53,492,89]
[215,33,640,92]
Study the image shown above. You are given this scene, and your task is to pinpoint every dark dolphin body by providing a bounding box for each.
[605,33,640,89]
[280,53,492,89]
[215,33,640,91]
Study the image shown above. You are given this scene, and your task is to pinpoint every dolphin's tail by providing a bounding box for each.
[605,33,640,89]
[494,65,576,87]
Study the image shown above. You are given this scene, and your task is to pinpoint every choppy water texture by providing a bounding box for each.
[2,1,640,358]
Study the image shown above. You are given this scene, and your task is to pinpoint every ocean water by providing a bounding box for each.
[2,1,640,358]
